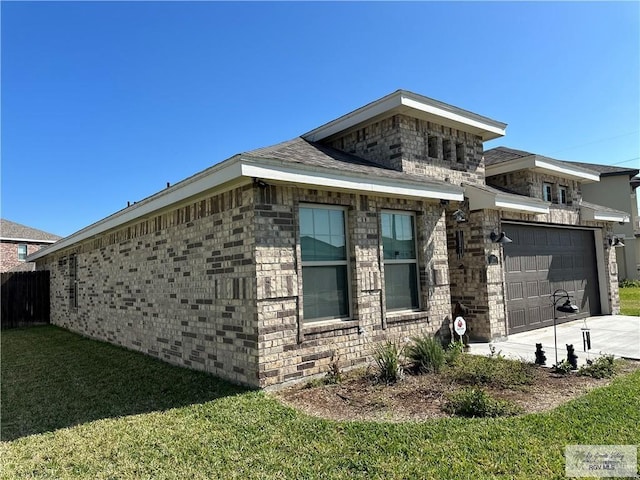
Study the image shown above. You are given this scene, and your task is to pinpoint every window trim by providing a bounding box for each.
[380,210,421,312]
[543,182,553,202]
[558,185,568,205]
[299,204,351,323]
[17,244,27,262]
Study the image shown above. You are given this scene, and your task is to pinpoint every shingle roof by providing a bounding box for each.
[243,137,457,190]
[484,146,638,178]
[483,146,532,165]
[0,219,61,242]
[563,161,639,178]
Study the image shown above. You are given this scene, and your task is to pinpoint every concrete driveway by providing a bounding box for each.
[468,315,640,367]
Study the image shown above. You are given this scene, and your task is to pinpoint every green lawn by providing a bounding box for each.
[620,286,640,316]
[2,326,640,479]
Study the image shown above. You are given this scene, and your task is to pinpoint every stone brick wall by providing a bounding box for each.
[253,184,452,388]
[37,184,260,387]
[1,242,47,272]
[446,200,621,341]
[325,114,485,187]
[488,171,582,205]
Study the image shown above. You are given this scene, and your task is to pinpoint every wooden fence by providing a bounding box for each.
[1,271,50,329]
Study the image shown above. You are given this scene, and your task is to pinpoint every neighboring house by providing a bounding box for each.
[565,162,639,281]
[0,219,61,272]
[29,91,625,388]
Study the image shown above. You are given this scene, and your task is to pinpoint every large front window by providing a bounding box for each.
[381,212,419,310]
[300,206,349,321]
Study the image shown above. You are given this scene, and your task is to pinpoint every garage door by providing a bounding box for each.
[503,223,601,334]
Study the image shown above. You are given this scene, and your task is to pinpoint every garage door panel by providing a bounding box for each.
[508,282,523,300]
[526,281,539,298]
[509,309,526,329]
[506,256,521,273]
[504,224,600,334]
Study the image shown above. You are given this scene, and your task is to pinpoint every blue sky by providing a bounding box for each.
[2,1,639,237]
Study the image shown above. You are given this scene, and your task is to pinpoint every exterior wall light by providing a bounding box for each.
[609,236,625,247]
[452,209,467,223]
[490,231,513,244]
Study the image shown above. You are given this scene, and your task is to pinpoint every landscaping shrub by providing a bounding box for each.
[373,340,404,384]
[448,354,536,388]
[553,359,573,375]
[445,340,465,364]
[406,334,445,373]
[619,279,640,288]
[442,387,523,417]
[578,355,617,379]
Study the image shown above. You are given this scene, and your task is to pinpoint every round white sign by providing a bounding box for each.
[454,316,467,336]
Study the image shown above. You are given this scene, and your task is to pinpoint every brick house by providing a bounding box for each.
[1,219,61,272]
[29,90,626,388]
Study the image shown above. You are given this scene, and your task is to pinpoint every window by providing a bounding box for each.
[456,142,465,163]
[428,135,439,158]
[300,206,349,321]
[381,212,419,311]
[443,139,453,161]
[543,183,553,202]
[69,254,78,309]
[558,186,568,205]
[17,244,27,261]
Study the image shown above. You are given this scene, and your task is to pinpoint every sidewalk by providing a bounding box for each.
[467,315,640,367]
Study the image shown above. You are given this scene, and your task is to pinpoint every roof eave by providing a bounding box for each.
[302,90,507,143]
[465,184,550,214]
[0,237,58,244]
[485,155,600,182]
[28,156,464,262]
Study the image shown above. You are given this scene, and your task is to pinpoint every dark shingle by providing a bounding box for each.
[0,219,61,242]
[243,137,456,189]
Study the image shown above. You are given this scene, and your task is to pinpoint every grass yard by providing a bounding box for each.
[620,286,640,316]
[2,326,640,479]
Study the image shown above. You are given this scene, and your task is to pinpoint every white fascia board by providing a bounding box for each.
[28,155,464,262]
[240,160,464,202]
[303,91,506,142]
[494,194,550,214]
[0,238,58,244]
[28,159,246,261]
[581,207,630,223]
[486,156,600,182]
[534,159,600,182]
[466,184,550,214]
[401,96,506,141]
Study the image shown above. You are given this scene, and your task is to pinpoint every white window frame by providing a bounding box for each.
[17,244,27,262]
[558,185,568,205]
[299,204,351,322]
[543,182,553,202]
[381,210,421,312]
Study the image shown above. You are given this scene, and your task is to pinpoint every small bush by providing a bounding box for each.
[445,340,465,364]
[324,355,343,384]
[448,355,536,388]
[443,387,522,417]
[406,334,445,373]
[373,340,404,384]
[553,359,573,375]
[578,355,617,379]
[619,279,640,288]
